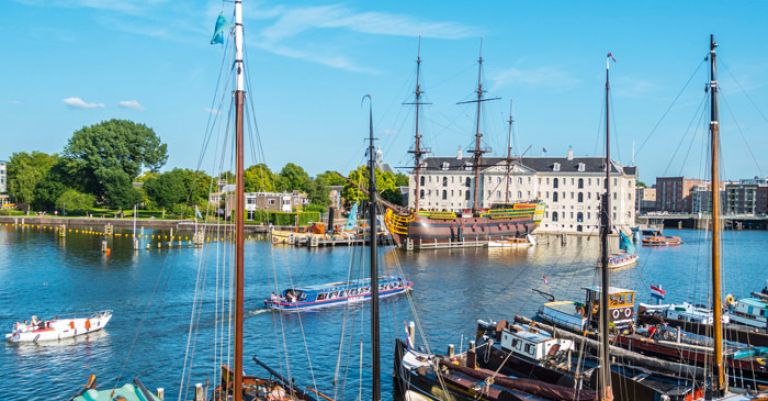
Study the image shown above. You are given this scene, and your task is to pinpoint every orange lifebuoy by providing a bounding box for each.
[85,319,91,330]
[69,321,75,329]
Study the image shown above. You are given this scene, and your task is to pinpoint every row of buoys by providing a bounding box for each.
[1,223,242,242]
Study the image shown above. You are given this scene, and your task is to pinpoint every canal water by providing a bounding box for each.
[1,226,765,400]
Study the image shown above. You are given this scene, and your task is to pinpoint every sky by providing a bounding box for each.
[2,0,767,184]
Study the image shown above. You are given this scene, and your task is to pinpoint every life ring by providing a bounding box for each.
[725,294,736,306]
[612,309,621,319]
[85,319,91,331]
[69,321,75,330]
[624,308,632,318]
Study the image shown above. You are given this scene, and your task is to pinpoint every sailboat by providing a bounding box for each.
[615,36,768,400]
[384,45,545,250]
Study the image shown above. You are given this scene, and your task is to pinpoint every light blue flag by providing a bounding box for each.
[210,12,228,45]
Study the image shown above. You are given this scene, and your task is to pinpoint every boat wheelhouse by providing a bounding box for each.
[538,287,636,332]
[498,323,575,362]
[729,298,768,328]
[265,275,412,311]
[639,302,729,325]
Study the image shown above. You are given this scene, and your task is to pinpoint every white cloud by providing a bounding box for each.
[118,99,145,110]
[62,97,105,109]
[491,66,579,90]
[14,0,168,15]
[205,107,221,115]
[258,4,479,43]
[251,4,480,74]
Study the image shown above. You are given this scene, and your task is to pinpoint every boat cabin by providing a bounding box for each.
[731,298,768,328]
[280,276,408,304]
[499,326,574,362]
[584,286,636,329]
[664,302,718,324]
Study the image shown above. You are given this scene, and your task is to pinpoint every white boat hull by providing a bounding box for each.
[5,311,112,344]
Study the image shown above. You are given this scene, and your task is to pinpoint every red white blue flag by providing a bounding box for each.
[650,284,666,300]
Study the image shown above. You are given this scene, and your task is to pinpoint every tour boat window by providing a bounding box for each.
[525,344,535,355]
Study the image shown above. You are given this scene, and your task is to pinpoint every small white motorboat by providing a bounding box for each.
[5,310,112,344]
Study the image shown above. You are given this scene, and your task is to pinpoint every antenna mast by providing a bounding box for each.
[599,52,614,401]
[232,0,246,399]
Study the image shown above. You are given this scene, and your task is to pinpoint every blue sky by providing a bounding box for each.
[2,0,767,183]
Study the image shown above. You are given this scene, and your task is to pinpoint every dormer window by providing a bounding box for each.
[441,162,450,171]
[553,162,561,172]
[578,162,586,172]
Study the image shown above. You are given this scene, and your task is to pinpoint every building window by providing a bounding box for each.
[420,176,425,186]
[577,212,584,222]
[578,178,584,189]
[443,177,448,187]
[420,189,424,198]
[578,193,584,203]
[553,163,561,172]
[518,177,523,184]
[578,163,586,172]
[465,190,471,200]
[442,190,447,200]
[553,192,559,203]
[518,191,523,199]
[552,211,559,222]
[496,190,501,198]
[553,178,559,189]
[465,177,471,187]
[571,178,575,185]
[546,178,550,185]
[570,192,574,199]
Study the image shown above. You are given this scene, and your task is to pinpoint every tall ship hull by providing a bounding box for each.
[385,201,544,248]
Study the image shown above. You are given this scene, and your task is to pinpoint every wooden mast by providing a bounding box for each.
[233,0,246,400]
[406,38,429,211]
[599,52,614,401]
[504,100,514,204]
[708,33,725,395]
[364,95,381,401]
[459,42,499,213]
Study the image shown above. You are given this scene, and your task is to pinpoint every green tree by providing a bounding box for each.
[6,151,59,209]
[33,171,69,211]
[244,164,275,192]
[278,163,311,192]
[316,170,347,186]
[62,119,168,207]
[144,169,213,210]
[56,189,95,213]
[307,176,330,207]
[342,166,399,207]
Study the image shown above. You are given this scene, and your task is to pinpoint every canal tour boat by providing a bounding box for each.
[5,310,112,344]
[265,275,413,311]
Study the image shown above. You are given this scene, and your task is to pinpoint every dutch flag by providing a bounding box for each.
[651,284,666,300]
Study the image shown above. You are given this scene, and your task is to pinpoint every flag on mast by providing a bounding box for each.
[650,284,666,301]
[210,12,229,45]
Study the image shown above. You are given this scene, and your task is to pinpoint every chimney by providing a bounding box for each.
[566,145,574,161]
[457,146,463,160]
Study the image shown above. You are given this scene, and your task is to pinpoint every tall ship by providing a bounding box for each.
[384,44,545,249]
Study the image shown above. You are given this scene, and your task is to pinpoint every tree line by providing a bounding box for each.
[6,119,408,216]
